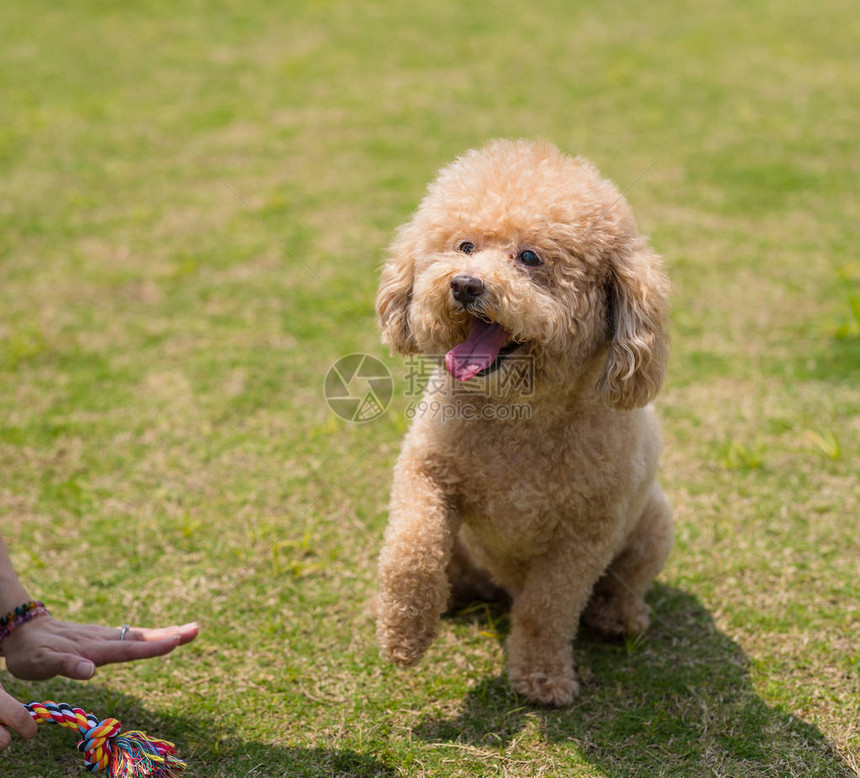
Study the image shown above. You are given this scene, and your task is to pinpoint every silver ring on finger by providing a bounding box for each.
[119,624,130,641]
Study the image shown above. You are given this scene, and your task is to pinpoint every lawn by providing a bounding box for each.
[1,0,858,775]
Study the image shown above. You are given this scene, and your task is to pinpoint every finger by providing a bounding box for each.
[44,653,96,681]
[122,622,199,645]
[86,635,182,666]
[0,691,38,740]
[45,621,122,642]
[0,726,10,751]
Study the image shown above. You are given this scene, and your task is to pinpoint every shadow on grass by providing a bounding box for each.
[4,683,394,778]
[416,585,854,777]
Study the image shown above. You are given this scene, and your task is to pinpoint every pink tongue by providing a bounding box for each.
[445,318,512,382]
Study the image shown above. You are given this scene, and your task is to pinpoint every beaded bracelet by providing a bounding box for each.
[0,599,50,647]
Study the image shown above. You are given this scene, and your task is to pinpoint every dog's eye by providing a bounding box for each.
[518,249,543,267]
[458,241,475,255]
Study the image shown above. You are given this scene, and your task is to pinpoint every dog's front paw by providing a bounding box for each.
[509,666,579,707]
[376,610,438,667]
[506,623,579,706]
[379,633,428,667]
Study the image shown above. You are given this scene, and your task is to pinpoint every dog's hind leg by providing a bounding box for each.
[582,482,673,638]
[445,535,508,612]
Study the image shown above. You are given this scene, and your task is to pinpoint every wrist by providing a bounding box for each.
[0,601,50,653]
[0,572,31,616]
[0,537,32,614]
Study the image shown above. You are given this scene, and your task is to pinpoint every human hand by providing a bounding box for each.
[1,616,198,682]
[0,682,36,751]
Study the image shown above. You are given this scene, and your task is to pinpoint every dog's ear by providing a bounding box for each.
[377,222,420,354]
[597,240,670,409]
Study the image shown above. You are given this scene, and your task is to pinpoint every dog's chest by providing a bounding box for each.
[433,407,656,567]
[449,424,614,551]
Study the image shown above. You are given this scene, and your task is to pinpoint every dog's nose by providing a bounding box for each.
[450,274,485,304]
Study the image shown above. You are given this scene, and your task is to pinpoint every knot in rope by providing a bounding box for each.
[78,715,123,771]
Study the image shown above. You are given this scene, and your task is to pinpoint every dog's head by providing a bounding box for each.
[377,140,669,409]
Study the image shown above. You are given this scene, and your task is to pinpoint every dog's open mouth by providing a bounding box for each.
[444,317,522,382]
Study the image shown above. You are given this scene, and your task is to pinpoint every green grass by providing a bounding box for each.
[1,0,858,775]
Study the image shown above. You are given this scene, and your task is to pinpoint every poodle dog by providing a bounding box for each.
[374,139,673,706]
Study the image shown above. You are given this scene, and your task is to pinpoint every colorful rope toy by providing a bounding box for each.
[25,701,186,777]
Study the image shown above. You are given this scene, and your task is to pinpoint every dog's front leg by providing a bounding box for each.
[506,550,606,707]
[376,463,459,667]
